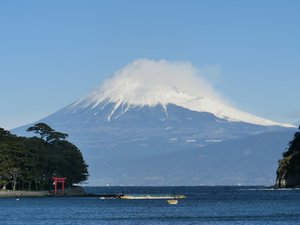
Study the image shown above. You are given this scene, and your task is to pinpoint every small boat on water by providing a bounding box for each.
[167,199,178,205]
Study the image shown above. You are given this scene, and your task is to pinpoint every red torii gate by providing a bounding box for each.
[52,177,66,194]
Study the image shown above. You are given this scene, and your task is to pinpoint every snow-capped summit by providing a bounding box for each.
[70,59,292,127]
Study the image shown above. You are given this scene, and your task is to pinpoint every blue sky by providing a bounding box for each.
[1,0,300,129]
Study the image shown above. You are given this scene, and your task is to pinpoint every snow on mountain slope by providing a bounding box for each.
[69,59,292,127]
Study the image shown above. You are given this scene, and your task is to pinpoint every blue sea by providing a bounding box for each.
[1,186,300,225]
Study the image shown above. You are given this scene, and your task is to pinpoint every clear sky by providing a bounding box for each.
[1,0,300,130]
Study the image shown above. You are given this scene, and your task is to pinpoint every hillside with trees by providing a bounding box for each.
[0,123,88,191]
[276,126,300,188]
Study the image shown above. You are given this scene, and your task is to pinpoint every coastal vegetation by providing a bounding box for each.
[0,123,88,191]
[276,125,300,188]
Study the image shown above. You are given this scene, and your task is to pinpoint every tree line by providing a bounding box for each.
[0,123,88,191]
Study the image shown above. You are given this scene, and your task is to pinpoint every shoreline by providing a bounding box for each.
[0,190,49,197]
[0,186,93,198]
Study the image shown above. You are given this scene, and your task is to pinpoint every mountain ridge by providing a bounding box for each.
[12,103,295,185]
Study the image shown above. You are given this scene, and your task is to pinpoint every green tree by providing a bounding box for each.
[51,140,89,186]
[27,123,68,143]
[27,123,88,188]
[0,124,88,191]
[0,132,25,191]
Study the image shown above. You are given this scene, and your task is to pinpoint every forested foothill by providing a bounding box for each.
[0,123,88,191]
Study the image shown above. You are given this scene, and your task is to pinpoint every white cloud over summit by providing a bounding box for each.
[99,58,224,105]
[72,58,293,127]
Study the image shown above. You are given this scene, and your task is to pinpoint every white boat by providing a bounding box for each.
[167,199,178,205]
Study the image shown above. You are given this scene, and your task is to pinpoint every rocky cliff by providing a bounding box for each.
[276,127,300,188]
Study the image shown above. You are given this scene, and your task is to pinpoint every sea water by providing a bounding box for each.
[1,186,300,225]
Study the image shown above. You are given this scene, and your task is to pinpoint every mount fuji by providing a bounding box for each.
[13,59,295,186]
